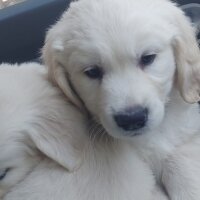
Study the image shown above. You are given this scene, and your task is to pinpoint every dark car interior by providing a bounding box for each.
[0,0,199,63]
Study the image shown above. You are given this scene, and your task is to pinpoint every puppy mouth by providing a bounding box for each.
[88,116,146,141]
[120,130,145,137]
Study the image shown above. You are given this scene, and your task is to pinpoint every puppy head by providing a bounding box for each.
[0,64,85,197]
[43,0,200,139]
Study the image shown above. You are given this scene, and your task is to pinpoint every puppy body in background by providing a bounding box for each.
[1,63,166,200]
[40,0,200,199]
[0,63,86,199]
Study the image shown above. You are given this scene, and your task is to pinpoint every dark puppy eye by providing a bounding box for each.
[0,168,10,181]
[84,65,104,79]
[140,54,156,67]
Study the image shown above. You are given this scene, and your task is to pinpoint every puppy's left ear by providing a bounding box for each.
[30,132,80,172]
[172,9,200,103]
[28,109,86,172]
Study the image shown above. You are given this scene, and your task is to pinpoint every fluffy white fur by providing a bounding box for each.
[0,63,87,198]
[39,0,200,199]
[4,143,167,200]
[1,63,166,200]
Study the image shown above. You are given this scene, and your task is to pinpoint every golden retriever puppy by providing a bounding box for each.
[1,63,166,200]
[40,0,200,199]
[0,63,86,198]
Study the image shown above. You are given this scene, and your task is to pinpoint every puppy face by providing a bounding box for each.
[44,0,200,138]
[61,19,175,138]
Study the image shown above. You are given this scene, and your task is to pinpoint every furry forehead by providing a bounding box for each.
[43,0,200,108]
[49,0,177,53]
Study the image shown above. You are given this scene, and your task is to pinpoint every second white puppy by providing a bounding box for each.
[0,63,86,198]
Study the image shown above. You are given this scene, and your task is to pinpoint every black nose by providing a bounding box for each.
[114,106,148,131]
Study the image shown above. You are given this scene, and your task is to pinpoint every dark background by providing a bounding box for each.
[0,0,199,63]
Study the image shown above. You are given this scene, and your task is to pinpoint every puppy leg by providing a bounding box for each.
[162,135,200,200]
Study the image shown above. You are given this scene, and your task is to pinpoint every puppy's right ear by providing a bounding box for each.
[172,8,200,103]
[42,35,82,110]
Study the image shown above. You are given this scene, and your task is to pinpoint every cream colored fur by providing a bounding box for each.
[39,0,200,199]
[0,63,86,198]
